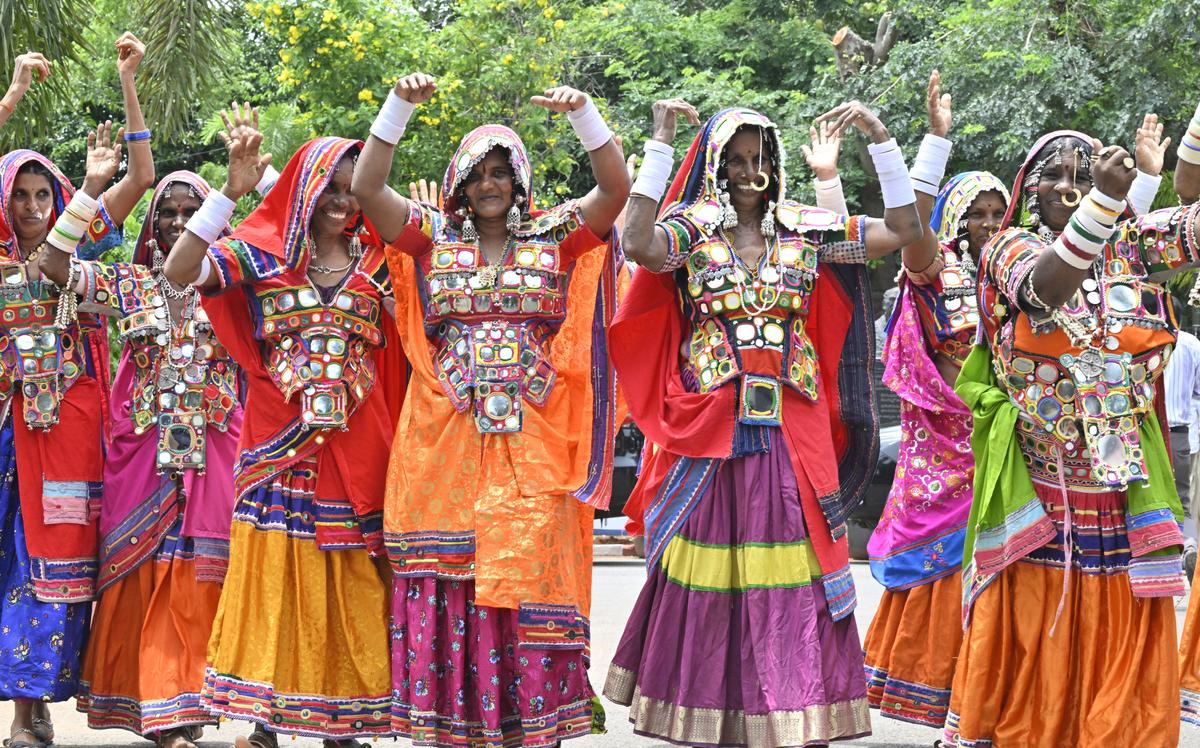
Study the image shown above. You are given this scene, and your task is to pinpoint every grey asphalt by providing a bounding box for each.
[3,560,1199,747]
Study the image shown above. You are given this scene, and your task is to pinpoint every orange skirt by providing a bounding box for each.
[945,561,1179,747]
[76,555,221,735]
[1180,582,1200,726]
[863,571,962,727]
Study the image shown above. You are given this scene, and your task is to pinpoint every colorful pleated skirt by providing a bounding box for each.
[76,513,223,734]
[200,460,392,738]
[946,488,1180,747]
[387,439,602,748]
[0,420,90,702]
[603,437,869,747]
[862,572,962,727]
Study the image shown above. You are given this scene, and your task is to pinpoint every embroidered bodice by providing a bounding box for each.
[0,260,103,429]
[208,238,392,430]
[980,204,1200,489]
[911,245,981,366]
[662,204,867,426]
[394,200,600,434]
[78,261,239,471]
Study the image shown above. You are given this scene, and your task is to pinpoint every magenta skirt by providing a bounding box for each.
[390,576,600,747]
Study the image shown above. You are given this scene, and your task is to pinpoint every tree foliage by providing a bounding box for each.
[3,0,1199,213]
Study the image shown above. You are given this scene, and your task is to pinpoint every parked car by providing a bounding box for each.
[597,423,643,521]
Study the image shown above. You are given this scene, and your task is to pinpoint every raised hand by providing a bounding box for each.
[814,100,891,144]
[1134,113,1171,177]
[394,73,437,105]
[648,98,700,145]
[1091,139,1138,202]
[800,120,842,180]
[530,86,590,114]
[927,69,951,138]
[407,178,442,207]
[82,120,125,195]
[115,32,145,79]
[219,104,272,199]
[8,52,50,99]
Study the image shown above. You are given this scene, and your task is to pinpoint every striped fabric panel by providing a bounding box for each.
[659,534,819,592]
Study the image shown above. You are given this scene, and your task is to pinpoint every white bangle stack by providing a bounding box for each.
[1126,170,1162,216]
[631,140,674,202]
[868,138,917,208]
[185,189,236,245]
[567,99,613,152]
[1051,189,1125,269]
[48,191,99,253]
[812,175,848,215]
[369,91,416,146]
[910,133,952,196]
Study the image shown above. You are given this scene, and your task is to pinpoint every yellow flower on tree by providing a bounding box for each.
[358,89,376,103]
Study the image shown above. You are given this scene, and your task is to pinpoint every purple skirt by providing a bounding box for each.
[603,436,869,747]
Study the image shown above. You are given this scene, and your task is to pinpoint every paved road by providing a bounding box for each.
[3,560,1199,747]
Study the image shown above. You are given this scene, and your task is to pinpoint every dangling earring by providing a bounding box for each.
[959,248,977,279]
[506,204,521,233]
[461,211,478,243]
[150,240,164,273]
[717,180,737,229]
[348,227,364,259]
[760,200,776,238]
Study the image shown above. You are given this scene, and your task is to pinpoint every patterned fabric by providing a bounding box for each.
[0,421,89,701]
[610,107,880,746]
[952,133,1196,746]
[390,578,599,747]
[604,431,869,746]
[384,124,618,746]
[198,138,403,738]
[0,150,115,606]
[930,171,1010,245]
[868,276,973,590]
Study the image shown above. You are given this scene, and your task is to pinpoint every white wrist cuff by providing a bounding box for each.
[369,91,415,146]
[910,133,952,196]
[1126,170,1161,216]
[813,175,848,215]
[567,99,612,152]
[631,141,674,202]
[255,165,281,196]
[48,191,100,253]
[186,189,236,245]
[868,139,916,209]
[1179,113,1200,166]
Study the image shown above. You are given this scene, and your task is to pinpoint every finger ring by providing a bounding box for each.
[1123,157,1135,169]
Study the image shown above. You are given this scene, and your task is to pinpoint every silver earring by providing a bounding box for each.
[760,201,776,238]
[349,228,364,259]
[715,181,734,228]
[958,239,969,253]
[506,204,521,233]
[960,250,977,279]
[150,241,164,272]
[461,212,478,243]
